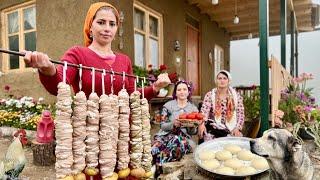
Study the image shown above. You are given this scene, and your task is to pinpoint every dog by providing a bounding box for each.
[250,128,314,180]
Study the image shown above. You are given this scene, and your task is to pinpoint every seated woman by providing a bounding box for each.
[152,80,198,166]
[198,70,245,142]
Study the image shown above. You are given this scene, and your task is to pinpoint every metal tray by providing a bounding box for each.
[193,137,269,178]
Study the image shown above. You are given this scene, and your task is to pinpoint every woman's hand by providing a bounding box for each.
[23,51,56,76]
[231,128,242,137]
[153,73,171,92]
[198,123,206,138]
[173,119,181,127]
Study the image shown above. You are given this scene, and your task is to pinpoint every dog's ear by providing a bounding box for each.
[285,136,302,161]
[288,136,302,151]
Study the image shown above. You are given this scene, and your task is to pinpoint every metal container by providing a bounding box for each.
[193,137,269,178]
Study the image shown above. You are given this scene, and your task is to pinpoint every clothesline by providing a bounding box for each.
[0,48,156,82]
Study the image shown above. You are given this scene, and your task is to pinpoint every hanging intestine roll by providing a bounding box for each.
[85,68,100,176]
[99,70,119,179]
[129,78,145,178]
[71,64,87,179]
[140,78,153,179]
[117,72,131,178]
[55,62,74,179]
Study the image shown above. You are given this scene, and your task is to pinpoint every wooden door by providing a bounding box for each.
[186,25,200,95]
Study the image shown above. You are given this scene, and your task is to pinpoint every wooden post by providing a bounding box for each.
[259,0,270,136]
[31,139,55,166]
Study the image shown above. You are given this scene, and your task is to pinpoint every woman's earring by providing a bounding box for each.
[90,33,93,38]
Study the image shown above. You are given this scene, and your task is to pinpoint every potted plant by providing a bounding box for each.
[276,73,319,141]
[242,86,261,137]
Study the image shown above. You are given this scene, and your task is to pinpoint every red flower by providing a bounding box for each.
[168,72,178,83]
[4,85,10,91]
[159,64,168,72]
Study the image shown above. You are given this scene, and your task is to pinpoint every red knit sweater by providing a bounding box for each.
[39,46,157,100]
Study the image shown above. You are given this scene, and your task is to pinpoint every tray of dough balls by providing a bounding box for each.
[193,137,269,177]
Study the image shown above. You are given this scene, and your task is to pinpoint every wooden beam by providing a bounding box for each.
[224,15,311,32]
[188,0,202,5]
[211,7,311,25]
[228,20,312,37]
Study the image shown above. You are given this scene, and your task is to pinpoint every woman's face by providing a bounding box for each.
[216,73,229,88]
[175,83,189,101]
[90,9,118,46]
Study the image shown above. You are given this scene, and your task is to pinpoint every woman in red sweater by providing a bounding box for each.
[23,2,170,100]
[23,2,170,180]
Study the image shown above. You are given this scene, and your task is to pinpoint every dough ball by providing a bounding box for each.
[236,166,256,175]
[223,158,243,169]
[237,150,255,161]
[251,158,269,170]
[215,150,233,161]
[198,150,215,160]
[224,144,242,154]
[215,166,235,175]
[201,159,220,170]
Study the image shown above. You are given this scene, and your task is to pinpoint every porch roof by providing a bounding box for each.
[188,0,319,40]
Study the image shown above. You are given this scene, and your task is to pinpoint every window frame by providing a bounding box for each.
[133,1,163,68]
[214,44,224,78]
[1,0,36,72]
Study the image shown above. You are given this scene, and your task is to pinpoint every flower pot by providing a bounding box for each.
[298,128,314,140]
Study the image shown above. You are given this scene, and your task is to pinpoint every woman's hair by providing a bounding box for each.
[216,70,232,81]
[172,80,193,101]
[218,71,228,78]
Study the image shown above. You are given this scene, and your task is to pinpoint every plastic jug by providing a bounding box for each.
[36,110,54,143]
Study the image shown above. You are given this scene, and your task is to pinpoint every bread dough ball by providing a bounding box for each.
[237,150,255,161]
[201,159,220,170]
[236,166,256,175]
[215,166,235,175]
[224,144,242,154]
[215,150,233,161]
[223,158,243,169]
[251,158,269,170]
[198,150,215,160]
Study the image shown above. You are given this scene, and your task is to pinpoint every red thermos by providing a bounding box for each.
[36,110,54,143]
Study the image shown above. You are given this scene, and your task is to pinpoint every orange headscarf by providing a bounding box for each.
[83,2,120,47]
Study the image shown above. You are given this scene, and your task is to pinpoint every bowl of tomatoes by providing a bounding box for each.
[178,112,204,127]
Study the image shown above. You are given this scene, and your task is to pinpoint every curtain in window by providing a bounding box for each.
[23,7,36,30]
[8,12,19,34]
[149,38,158,68]
[134,33,145,67]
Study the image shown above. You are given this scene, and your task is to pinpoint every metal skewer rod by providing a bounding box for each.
[0,48,156,82]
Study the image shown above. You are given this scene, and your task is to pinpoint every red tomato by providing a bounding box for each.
[196,113,204,120]
[186,114,196,119]
[179,114,187,119]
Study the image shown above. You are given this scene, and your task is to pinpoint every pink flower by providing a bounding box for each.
[274,109,284,119]
[292,77,304,84]
[299,73,313,80]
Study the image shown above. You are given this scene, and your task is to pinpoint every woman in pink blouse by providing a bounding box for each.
[198,70,245,142]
